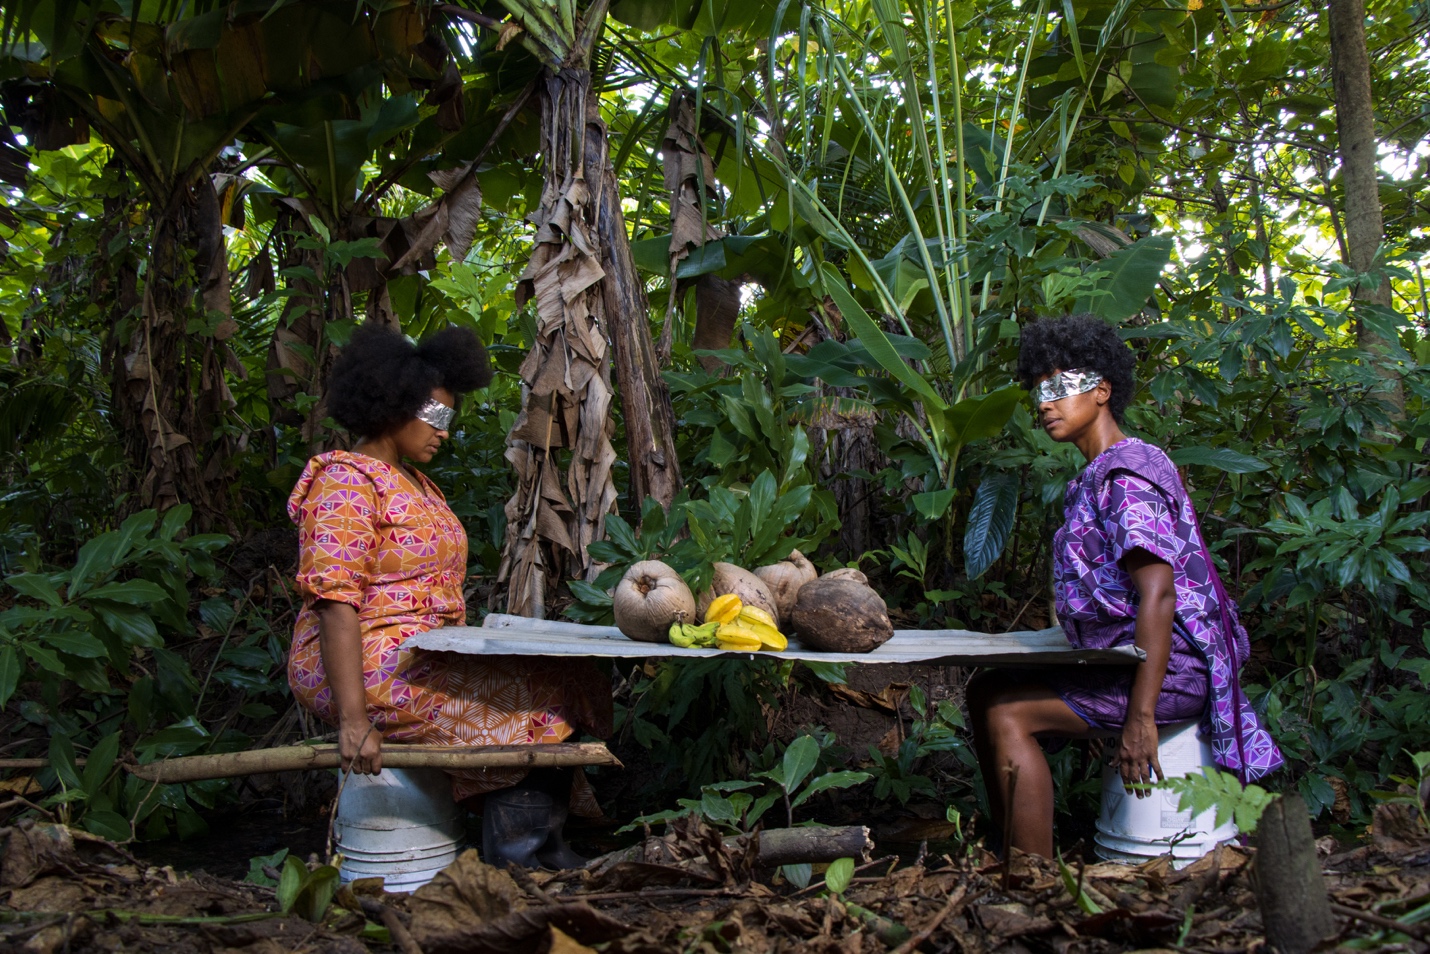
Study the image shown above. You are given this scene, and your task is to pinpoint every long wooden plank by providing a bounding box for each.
[0,743,622,784]
[404,614,1144,667]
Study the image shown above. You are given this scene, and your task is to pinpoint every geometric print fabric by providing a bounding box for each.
[1047,438,1284,782]
[287,450,613,813]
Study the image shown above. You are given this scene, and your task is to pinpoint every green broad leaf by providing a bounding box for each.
[675,242,728,279]
[802,661,848,685]
[791,771,872,808]
[68,530,123,597]
[824,856,855,896]
[276,855,307,914]
[1169,446,1271,474]
[819,264,946,410]
[22,642,67,676]
[782,863,813,889]
[85,580,169,605]
[6,573,63,607]
[747,790,782,828]
[699,792,739,825]
[244,848,289,887]
[964,472,1020,580]
[704,780,763,793]
[781,735,821,795]
[49,734,83,791]
[936,386,1024,449]
[911,488,955,520]
[1075,235,1173,320]
[91,602,162,648]
[604,515,641,558]
[0,646,19,708]
[628,234,672,274]
[45,630,108,658]
[296,864,341,922]
[567,581,612,607]
[81,731,121,796]
[83,811,132,843]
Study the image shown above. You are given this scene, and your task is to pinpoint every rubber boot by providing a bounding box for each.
[480,787,552,870]
[527,769,589,870]
[536,792,588,870]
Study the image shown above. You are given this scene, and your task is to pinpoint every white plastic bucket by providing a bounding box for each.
[1093,719,1238,868]
[334,767,464,892]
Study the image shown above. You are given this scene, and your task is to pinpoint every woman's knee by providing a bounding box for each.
[966,670,1014,721]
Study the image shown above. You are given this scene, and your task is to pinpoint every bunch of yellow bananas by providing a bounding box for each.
[667,620,720,648]
[703,595,788,652]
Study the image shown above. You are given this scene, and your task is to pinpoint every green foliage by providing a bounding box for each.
[823,857,855,896]
[1161,769,1277,834]
[276,855,340,923]
[244,848,289,888]
[621,732,870,833]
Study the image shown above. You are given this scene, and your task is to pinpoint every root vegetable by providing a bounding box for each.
[754,550,818,627]
[790,578,893,653]
[821,567,869,586]
[613,561,697,643]
[696,562,779,624]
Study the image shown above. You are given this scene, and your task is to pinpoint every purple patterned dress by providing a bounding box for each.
[1043,438,1284,782]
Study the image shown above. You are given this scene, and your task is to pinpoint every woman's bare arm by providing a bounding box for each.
[1119,548,1175,797]
[315,599,382,774]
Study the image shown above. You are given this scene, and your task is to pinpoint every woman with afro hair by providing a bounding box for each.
[967,313,1281,858]
[287,325,611,870]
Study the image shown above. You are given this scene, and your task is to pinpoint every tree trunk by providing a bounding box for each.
[583,93,683,511]
[497,68,620,618]
[111,177,238,528]
[1326,0,1404,406]
[1254,793,1334,953]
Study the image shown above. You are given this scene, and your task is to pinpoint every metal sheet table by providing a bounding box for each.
[404,613,1144,667]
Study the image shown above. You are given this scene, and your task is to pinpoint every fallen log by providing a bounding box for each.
[0,743,621,784]
[751,825,874,867]
[591,824,873,873]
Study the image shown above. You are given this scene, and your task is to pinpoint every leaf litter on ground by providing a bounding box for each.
[2,807,1429,952]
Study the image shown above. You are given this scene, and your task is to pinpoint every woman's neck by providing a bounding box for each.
[1075,417,1127,463]
[353,435,402,469]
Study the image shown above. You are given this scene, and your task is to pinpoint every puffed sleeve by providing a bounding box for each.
[294,463,379,608]
[1099,470,1183,567]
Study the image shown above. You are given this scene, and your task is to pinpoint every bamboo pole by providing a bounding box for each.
[0,743,622,785]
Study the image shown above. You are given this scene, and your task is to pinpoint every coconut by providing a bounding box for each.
[613,560,697,643]
[754,549,818,627]
[789,577,893,653]
[821,567,869,586]
[696,562,780,624]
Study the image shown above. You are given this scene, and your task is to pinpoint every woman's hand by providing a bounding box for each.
[338,716,383,776]
[1118,714,1162,797]
[1121,548,1175,799]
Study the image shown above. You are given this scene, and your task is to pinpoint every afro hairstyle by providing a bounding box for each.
[327,325,493,439]
[1016,313,1137,422]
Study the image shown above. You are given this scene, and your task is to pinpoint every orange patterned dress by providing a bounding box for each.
[287,450,612,813]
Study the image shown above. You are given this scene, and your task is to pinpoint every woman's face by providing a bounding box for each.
[393,387,455,463]
[1035,369,1112,442]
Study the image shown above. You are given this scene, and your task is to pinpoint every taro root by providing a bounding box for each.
[754,550,818,627]
[613,560,697,643]
[790,578,893,653]
[820,567,869,586]
[696,562,780,624]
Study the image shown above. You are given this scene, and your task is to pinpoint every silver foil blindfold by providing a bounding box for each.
[415,398,455,431]
[1033,369,1104,404]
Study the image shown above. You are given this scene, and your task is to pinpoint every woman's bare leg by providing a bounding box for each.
[967,671,1093,858]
